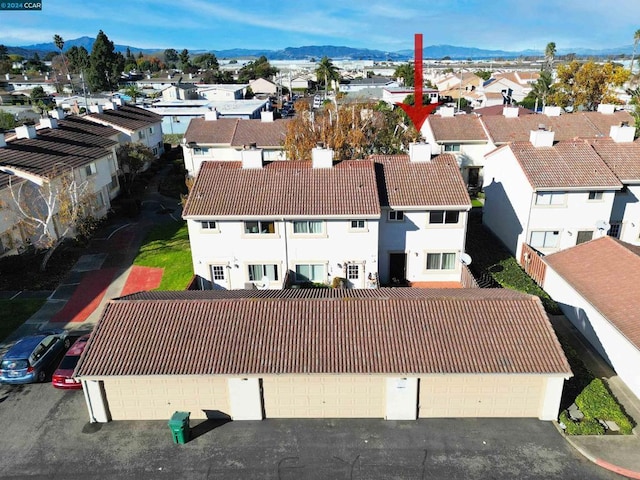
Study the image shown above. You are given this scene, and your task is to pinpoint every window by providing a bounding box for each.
[535,192,565,206]
[149,127,154,135]
[444,144,460,152]
[248,264,279,281]
[201,220,217,230]
[588,191,603,201]
[350,220,366,230]
[138,129,146,139]
[193,147,209,155]
[295,264,325,283]
[84,162,97,177]
[244,220,275,234]
[109,174,118,191]
[388,210,404,221]
[292,220,323,234]
[153,147,158,156]
[608,222,621,239]
[211,265,225,281]
[429,210,459,224]
[347,264,360,280]
[530,231,560,248]
[426,252,456,270]
[576,231,593,244]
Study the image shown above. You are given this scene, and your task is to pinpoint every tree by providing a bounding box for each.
[193,53,219,70]
[123,85,143,103]
[238,56,277,82]
[87,30,120,92]
[0,45,10,74]
[549,60,630,111]
[179,49,190,71]
[475,70,492,81]
[3,165,94,271]
[116,143,154,195]
[30,86,50,113]
[544,42,556,71]
[393,62,415,87]
[163,48,178,67]
[315,56,340,92]
[521,70,554,111]
[631,29,640,75]
[66,45,90,73]
[0,109,16,130]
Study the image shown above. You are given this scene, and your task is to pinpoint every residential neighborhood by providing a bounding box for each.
[1,9,640,478]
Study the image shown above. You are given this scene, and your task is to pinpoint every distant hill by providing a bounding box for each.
[4,37,634,61]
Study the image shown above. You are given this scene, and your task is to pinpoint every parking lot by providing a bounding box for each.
[0,381,620,480]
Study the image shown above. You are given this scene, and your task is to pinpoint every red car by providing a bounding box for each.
[52,334,90,389]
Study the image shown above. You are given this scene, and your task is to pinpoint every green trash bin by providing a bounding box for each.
[168,411,190,444]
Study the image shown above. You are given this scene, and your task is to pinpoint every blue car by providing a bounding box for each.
[0,330,70,384]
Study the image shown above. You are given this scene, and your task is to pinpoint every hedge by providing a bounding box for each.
[575,379,634,435]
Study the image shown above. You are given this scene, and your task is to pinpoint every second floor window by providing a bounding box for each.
[193,147,209,155]
[429,210,459,224]
[292,220,323,234]
[201,221,217,230]
[535,192,565,206]
[244,220,275,234]
[350,220,366,230]
[588,191,603,201]
[444,144,461,152]
[85,162,97,177]
[388,210,404,221]
[530,230,560,248]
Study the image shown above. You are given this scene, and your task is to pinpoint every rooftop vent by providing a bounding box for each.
[543,106,561,117]
[241,145,263,169]
[409,142,431,162]
[204,108,219,121]
[312,145,334,169]
[16,124,37,140]
[261,110,274,123]
[502,106,519,118]
[439,106,455,118]
[39,117,58,130]
[597,104,616,115]
[50,108,65,120]
[89,104,103,114]
[0,133,6,148]
[529,128,555,147]
[610,123,636,143]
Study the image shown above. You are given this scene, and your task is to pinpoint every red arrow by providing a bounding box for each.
[396,33,439,131]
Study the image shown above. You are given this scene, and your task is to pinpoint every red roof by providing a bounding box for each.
[185,117,289,147]
[75,289,571,377]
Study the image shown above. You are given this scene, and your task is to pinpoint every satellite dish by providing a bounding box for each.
[595,220,610,232]
[256,276,269,290]
[460,253,472,266]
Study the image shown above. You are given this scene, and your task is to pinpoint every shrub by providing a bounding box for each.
[575,379,634,434]
[331,277,347,289]
[559,411,605,435]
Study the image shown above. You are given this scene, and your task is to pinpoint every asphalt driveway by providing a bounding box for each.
[0,383,620,480]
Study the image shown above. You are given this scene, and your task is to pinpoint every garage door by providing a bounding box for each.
[419,375,544,418]
[263,375,385,418]
[103,376,230,420]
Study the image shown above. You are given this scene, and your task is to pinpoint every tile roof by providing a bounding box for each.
[544,236,640,349]
[76,288,571,377]
[371,154,471,208]
[473,105,534,116]
[587,138,640,182]
[182,159,381,218]
[0,117,119,179]
[184,117,289,147]
[482,111,634,144]
[503,140,622,190]
[427,115,489,142]
[85,105,162,132]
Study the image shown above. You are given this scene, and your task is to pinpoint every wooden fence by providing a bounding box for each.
[520,243,546,286]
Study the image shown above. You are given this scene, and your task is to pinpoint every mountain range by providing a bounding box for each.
[4,36,634,61]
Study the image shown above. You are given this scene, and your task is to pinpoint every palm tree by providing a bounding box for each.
[630,29,640,75]
[530,70,554,111]
[393,62,415,87]
[545,42,556,71]
[123,85,143,103]
[315,56,340,96]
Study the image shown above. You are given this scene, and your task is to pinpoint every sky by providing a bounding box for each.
[0,0,639,53]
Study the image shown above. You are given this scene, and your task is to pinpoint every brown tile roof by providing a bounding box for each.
[182,159,381,218]
[482,111,634,144]
[503,140,623,190]
[76,288,571,377]
[544,237,640,349]
[184,117,289,147]
[85,105,162,132]
[474,105,534,116]
[371,154,471,208]
[587,138,640,182]
[427,115,489,142]
[0,118,118,179]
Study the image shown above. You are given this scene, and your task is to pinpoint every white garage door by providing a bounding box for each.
[103,376,230,420]
[263,375,385,418]
[419,375,545,418]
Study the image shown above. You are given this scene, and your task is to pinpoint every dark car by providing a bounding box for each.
[52,334,90,389]
[0,329,70,384]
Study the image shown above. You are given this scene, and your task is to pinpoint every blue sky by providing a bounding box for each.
[0,0,638,52]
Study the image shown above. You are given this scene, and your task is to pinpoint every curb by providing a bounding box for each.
[553,421,640,479]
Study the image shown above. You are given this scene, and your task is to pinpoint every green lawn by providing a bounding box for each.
[134,221,194,290]
[0,298,46,342]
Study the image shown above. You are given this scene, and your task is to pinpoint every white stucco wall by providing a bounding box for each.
[539,376,567,421]
[612,184,640,245]
[187,218,379,289]
[543,267,640,399]
[82,380,110,423]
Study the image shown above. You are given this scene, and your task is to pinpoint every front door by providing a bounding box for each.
[210,264,230,290]
[346,263,364,288]
[389,253,407,285]
[467,167,480,187]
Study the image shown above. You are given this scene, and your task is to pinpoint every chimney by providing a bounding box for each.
[0,133,6,148]
[146,74,151,79]
[189,73,193,79]
[241,144,263,169]
[204,108,219,121]
[597,104,615,115]
[4,73,9,80]
[439,106,455,117]
[50,108,65,120]
[261,110,274,123]
[44,74,49,81]
[529,125,555,147]
[409,142,431,162]
[103,101,119,110]
[610,123,636,143]
[39,117,58,129]
[89,104,103,114]
[23,75,28,80]
[543,106,561,117]
[16,124,37,140]
[502,106,519,118]
[312,144,334,168]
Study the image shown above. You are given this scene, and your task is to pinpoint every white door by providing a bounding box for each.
[210,264,230,290]
[346,263,365,288]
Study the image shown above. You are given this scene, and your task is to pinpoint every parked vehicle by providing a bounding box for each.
[52,334,90,389]
[0,330,70,384]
